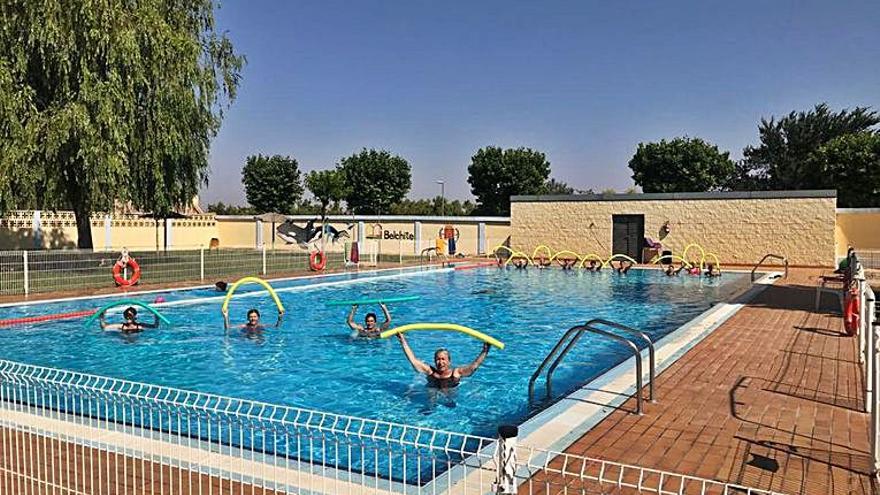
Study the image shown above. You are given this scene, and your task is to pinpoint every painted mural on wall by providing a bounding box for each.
[276,218,353,249]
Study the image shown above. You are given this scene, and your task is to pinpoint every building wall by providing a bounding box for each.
[510,192,837,267]
[836,209,880,256]
[0,211,510,257]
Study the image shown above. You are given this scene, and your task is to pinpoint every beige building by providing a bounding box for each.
[509,190,839,267]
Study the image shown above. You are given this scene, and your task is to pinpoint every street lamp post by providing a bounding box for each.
[435,180,445,216]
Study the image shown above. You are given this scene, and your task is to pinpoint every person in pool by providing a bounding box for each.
[615,260,634,274]
[99,307,159,334]
[535,257,552,269]
[511,258,528,270]
[704,263,722,278]
[586,259,601,272]
[222,307,283,332]
[557,258,577,270]
[215,281,228,292]
[665,262,686,276]
[347,303,391,338]
[394,333,490,389]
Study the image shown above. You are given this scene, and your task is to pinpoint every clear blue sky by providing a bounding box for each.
[202,0,880,204]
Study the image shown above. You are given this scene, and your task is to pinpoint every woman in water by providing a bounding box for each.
[394,333,490,389]
[347,303,391,338]
[615,260,634,274]
[665,262,686,276]
[704,263,722,278]
[222,307,283,332]
[100,307,159,334]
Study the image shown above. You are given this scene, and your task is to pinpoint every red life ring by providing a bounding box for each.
[309,251,327,271]
[844,289,860,336]
[112,258,141,286]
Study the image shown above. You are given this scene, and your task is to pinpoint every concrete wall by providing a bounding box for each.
[510,191,838,267]
[0,211,510,256]
[836,209,880,256]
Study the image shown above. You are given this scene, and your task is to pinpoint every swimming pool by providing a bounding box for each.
[0,266,749,439]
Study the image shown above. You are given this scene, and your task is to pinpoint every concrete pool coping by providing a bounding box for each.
[0,266,779,495]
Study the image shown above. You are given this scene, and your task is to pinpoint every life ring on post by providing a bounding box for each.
[112,258,141,286]
[844,289,860,336]
[309,251,327,271]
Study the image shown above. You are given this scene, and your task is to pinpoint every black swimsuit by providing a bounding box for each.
[121,322,143,333]
[427,368,460,389]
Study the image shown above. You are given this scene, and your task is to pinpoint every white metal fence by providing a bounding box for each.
[849,251,880,476]
[0,247,355,297]
[0,359,784,495]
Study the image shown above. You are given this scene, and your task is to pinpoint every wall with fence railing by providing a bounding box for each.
[836,209,880,258]
[0,358,781,495]
[0,247,349,297]
[0,211,511,256]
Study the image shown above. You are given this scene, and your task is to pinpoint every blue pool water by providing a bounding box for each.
[0,267,748,438]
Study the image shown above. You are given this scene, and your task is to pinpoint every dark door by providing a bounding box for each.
[612,215,645,260]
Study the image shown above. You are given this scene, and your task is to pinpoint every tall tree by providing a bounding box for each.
[305,169,348,217]
[338,149,411,214]
[242,155,304,214]
[732,103,880,190]
[807,132,880,207]
[467,146,551,215]
[545,178,575,195]
[0,0,244,247]
[628,137,735,193]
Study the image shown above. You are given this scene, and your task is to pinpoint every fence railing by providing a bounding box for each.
[0,359,785,495]
[848,250,880,476]
[0,247,367,297]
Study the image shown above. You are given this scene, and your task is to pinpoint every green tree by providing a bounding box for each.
[205,202,256,215]
[628,137,735,193]
[807,132,880,207]
[338,149,412,214]
[305,169,348,217]
[545,178,574,195]
[390,197,477,216]
[0,0,244,247]
[242,155,304,214]
[467,146,551,215]
[732,103,880,190]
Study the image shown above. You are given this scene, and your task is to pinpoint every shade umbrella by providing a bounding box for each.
[256,212,289,249]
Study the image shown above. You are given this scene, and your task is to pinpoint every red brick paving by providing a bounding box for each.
[558,269,876,494]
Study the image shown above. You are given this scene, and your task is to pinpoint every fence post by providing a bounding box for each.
[200,248,205,281]
[862,278,872,414]
[494,425,518,495]
[22,250,29,296]
[869,289,879,475]
[262,244,267,275]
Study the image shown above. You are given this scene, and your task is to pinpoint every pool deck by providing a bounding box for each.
[553,269,875,494]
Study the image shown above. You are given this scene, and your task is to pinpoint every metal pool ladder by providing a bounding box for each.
[751,253,789,282]
[528,318,655,415]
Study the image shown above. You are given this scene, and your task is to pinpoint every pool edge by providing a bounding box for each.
[514,271,780,455]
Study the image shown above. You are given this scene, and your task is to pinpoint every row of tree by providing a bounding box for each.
[628,104,880,207]
[231,146,570,217]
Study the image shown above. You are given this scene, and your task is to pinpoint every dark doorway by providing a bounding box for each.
[612,215,645,260]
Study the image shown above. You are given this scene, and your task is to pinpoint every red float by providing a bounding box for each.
[112,258,141,286]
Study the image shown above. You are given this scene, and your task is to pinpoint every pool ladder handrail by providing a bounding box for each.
[751,253,788,282]
[527,318,655,415]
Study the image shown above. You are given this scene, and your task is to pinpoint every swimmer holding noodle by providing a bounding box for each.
[347,303,391,338]
[394,333,490,389]
[222,307,283,333]
[100,306,159,334]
